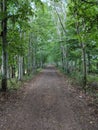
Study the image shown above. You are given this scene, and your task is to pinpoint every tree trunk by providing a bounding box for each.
[23,57,25,75]
[81,43,87,90]
[39,48,43,68]
[75,17,87,90]
[27,33,32,75]
[87,52,91,73]
[11,66,15,78]
[1,0,8,91]
[18,56,23,80]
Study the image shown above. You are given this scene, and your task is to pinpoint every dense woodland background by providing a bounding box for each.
[0,0,98,98]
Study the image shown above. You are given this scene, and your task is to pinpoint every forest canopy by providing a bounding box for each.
[0,0,98,92]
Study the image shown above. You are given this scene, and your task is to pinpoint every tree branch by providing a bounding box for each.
[81,0,98,5]
[54,4,66,35]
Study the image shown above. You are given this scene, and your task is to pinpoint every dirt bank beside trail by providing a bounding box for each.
[0,67,98,130]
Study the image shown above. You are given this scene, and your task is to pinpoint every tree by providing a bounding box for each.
[0,0,43,91]
[65,0,98,89]
[1,0,8,91]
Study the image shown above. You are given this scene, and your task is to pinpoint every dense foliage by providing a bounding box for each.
[0,0,98,92]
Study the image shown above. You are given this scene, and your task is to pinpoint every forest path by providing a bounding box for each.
[0,66,98,130]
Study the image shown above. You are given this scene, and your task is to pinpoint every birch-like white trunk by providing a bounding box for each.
[18,56,23,80]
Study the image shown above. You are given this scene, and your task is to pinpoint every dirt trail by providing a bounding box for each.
[0,66,98,130]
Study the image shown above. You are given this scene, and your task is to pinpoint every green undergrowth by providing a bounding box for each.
[58,67,83,86]
[58,67,98,101]
[0,68,42,91]
[22,68,42,82]
[87,74,98,99]
[87,74,98,83]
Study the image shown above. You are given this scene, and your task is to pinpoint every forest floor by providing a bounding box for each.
[0,66,98,130]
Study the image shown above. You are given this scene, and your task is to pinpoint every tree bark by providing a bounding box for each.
[18,56,23,80]
[11,66,15,78]
[75,17,87,90]
[81,43,87,89]
[1,0,8,91]
[87,52,91,73]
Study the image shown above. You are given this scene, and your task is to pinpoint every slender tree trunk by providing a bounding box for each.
[23,57,25,75]
[75,17,87,90]
[18,56,23,80]
[75,60,78,71]
[27,33,32,75]
[32,42,37,73]
[54,3,66,35]
[81,42,87,90]
[1,0,7,91]
[87,52,91,73]
[61,50,64,70]
[11,66,15,78]
[39,48,43,68]
[65,46,69,73]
